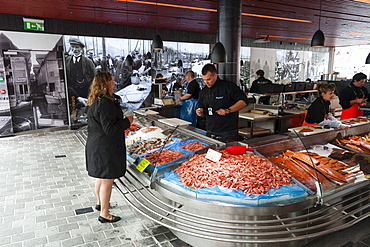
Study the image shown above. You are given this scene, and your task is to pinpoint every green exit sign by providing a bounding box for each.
[23,18,44,31]
[0,77,4,82]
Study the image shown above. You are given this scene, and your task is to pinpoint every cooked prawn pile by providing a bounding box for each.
[174,150,292,196]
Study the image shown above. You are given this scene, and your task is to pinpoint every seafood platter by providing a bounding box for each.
[341,116,370,127]
[333,132,370,159]
[136,139,211,171]
[160,148,310,206]
[287,125,334,136]
[255,138,367,193]
[267,145,366,193]
[124,121,212,172]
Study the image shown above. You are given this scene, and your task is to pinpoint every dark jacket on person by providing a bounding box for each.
[198,78,248,133]
[250,76,273,104]
[85,96,131,179]
[305,96,330,124]
[250,76,272,93]
[65,55,96,98]
[339,83,370,110]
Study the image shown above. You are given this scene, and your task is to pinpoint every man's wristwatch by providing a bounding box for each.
[227,108,231,114]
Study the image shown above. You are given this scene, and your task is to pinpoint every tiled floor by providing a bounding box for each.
[2,129,370,247]
[0,130,190,247]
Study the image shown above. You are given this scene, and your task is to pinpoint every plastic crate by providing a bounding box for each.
[294,82,305,91]
[284,84,295,92]
[304,83,315,90]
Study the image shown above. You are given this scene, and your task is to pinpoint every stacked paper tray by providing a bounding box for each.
[288,125,334,136]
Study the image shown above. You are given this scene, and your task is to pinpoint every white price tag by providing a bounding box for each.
[205,149,222,162]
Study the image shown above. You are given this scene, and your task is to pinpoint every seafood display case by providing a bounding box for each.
[112,114,370,247]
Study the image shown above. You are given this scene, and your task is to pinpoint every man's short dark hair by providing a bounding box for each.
[202,64,217,75]
[156,73,163,78]
[353,72,367,82]
[256,69,265,77]
[185,70,195,78]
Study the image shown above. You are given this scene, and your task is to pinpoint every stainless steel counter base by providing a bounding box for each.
[77,118,370,246]
[114,166,370,247]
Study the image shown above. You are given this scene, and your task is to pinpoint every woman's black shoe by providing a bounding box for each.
[98,215,121,223]
[95,205,101,211]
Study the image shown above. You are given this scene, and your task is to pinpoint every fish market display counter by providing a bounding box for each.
[84,115,370,247]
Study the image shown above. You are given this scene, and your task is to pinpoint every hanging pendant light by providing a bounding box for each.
[152,34,163,50]
[365,53,370,64]
[124,0,133,66]
[311,0,325,47]
[124,54,134,66]
[211,42,227,63]
[152,0,163,51]
[311,29,325,47]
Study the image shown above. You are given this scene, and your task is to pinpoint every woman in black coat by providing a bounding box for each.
[85,72,133,223]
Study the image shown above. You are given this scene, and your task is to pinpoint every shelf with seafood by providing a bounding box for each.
[112,114,370,247]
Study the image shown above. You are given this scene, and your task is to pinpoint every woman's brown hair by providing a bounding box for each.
[87,72,114,106]
[317,82,336,95]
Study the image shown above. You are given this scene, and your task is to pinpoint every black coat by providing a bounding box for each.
[305,96,330,124]
[85,96,131,179]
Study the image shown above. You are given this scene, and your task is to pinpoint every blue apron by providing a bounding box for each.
[180,84,198,127]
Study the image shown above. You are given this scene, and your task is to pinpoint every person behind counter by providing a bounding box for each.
[180,70,200,127]
[249,69,272,105]
[196,64,248,142]
[303,82,348,129]
[339,72,370,120]
[85,72,133,223]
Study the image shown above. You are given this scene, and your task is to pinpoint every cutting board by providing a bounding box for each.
[288,125,334,136]
[250,109,268,114]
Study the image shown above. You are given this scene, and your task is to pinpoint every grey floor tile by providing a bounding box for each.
[169,239,192,247]
[0,227,23,238]
[48,231,71,243]
[97,237,122,246]
[75,242,99,247]
[61,236,85,247]
[23,237,48,247]
[2,243,22,247]
[11,231,35,243]
[0,130,188,247]
[83,232,106,243]
[58,222,80,233]
[0,236,11,246]
[135,237,158,247]
[154,234,170,243]
[160,242,174,247]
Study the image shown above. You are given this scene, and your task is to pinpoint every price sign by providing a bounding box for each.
[136,158,150,172]
[205,149,222,162]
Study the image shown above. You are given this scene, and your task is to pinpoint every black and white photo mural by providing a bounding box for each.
[63,35,153,126]
[250,47,276,86]
[275,50,329,83]
[151,41,210,92]
[240,47,251,92]
[0,31,67,136]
